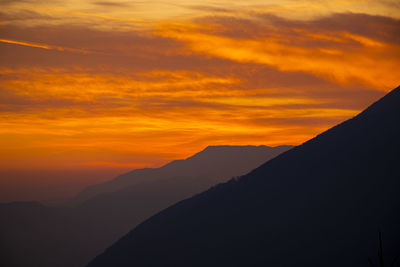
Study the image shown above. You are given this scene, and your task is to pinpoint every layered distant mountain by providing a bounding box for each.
[73,145,292,204]
[88,86,400,267]
[0,145,292,267]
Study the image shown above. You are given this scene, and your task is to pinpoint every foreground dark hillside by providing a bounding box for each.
[88,86,400,267]
[0,145,291,267]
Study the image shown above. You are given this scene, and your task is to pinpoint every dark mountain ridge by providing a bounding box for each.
[88,86,400,267]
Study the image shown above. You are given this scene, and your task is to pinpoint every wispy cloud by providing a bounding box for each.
[156,14,400,89]
[91,1,132,8]
[0,38,99,54]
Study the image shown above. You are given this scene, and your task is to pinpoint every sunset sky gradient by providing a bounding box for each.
[1,0,399,201]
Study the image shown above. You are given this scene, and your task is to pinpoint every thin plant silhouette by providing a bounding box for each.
[368,231,399,267]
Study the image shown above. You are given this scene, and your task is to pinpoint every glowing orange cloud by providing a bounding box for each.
[156,22,400,90]
[0,67,362,174]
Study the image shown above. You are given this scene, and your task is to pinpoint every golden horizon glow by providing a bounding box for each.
[0,0,399,201]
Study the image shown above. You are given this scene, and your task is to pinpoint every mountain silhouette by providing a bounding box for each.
[0,145,291,267]
[73,145,292,204]
[87,86,400,267]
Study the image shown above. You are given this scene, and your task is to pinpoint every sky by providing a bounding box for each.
[0,0,399,202]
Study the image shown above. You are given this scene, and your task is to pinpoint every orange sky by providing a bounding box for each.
[0,0,399,202]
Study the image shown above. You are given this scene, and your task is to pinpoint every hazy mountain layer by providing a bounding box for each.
[73,145,292,204]
[1,145,291,267]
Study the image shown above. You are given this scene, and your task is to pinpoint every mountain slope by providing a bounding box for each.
[0,145,291,267]
[73,145,292,203]
[88,86,400,267]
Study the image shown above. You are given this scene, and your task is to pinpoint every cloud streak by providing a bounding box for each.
[0,38,99,54]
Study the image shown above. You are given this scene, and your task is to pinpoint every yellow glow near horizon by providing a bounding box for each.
[0,0,399,201]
